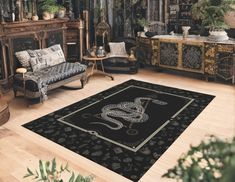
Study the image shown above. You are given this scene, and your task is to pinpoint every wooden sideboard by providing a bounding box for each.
[137,35,235,83]
[0,18,84,92]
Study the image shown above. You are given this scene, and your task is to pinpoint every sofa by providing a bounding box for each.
[13,44,87,104]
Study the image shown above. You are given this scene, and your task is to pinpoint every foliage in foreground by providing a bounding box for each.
[163,135,235,182]
[24,158,93,182]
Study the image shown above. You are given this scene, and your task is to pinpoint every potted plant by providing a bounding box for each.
[136,18,149,32]
[163,135,235,182]
[57,6,66,19]
[38,0,60,20]
[192,0,235,41]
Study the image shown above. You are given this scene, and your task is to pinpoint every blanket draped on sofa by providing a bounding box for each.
[14,62,87,101]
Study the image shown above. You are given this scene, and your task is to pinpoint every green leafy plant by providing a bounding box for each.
[163,135,235,182]
[192,0,235,31]
[24,158,93,182]
[136,18,149,28]
[38,0,60,14]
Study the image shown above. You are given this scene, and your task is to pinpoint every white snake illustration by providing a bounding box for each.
[91,97,167,130]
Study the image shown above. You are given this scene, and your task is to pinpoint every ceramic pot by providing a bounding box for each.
[43,12,54,20]
[32,14,39,21]
[57,9,66,18]
[182,26,191,39]
[208,31,229,41]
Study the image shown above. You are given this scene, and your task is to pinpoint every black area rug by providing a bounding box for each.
[23,79,215,181]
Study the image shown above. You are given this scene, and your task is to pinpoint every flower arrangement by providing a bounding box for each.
[163,135,235,182]
[24,158,94,182]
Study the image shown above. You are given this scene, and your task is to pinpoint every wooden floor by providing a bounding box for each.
[0,69,235,182]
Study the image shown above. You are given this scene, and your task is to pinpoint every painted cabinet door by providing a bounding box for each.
[216,44,235,82]
[159,42,178,67]
[182,44,204,72]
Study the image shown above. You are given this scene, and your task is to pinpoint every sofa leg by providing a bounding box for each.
[81,76,87,88]
[81,79,84,88]
[13,89,17,97]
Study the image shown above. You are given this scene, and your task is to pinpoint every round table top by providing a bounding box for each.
[82,55,109,61]
[16,68,27,74]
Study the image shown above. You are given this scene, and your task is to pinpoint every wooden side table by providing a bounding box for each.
[0,94,10,126]
[83,56,114,82]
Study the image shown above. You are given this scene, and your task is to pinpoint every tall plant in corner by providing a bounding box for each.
[192,0,235,41]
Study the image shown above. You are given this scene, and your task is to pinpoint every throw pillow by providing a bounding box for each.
[15,50,31,68]
[28,44,66,72]
[108,42,129,58]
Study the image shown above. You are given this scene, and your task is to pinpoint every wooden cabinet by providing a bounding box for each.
[137,35,235,83]
[216,44,234,83]
[204,42,235,83]
[137,35,204,73]
[0,19,68,92]
[159,38,204,73]
[66,21,81,62]
[136,37,153,66]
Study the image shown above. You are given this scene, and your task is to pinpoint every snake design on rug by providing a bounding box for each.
[91,97,167,130]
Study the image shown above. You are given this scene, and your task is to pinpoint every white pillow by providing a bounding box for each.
[15,50,31,68]
[28,44,66,72]
[15,44,65,71]
[108,42,129,58]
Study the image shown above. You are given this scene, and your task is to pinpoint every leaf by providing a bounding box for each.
[69,172,75,182]
[45,161,51,174]
[65,163,70,172]
[51,158,57,174]
[85,176,94,182]
[75,174,84,182]
[39,160,46,180]
[35,170,39,177]
[60,164,64,172]
[23,173,33,178]
[27,167,34,175]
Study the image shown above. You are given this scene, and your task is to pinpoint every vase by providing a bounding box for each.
[32,14,39,21]
[12,12,15,22]
[57,9,66,18]
[43,12,50,20]
[182,26,191,39]
[96,46,106,57]
[43,12,54,20]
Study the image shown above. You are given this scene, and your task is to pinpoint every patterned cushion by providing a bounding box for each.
[15,50,31,68]
[108,42,128,58]
[36,62,86,85]
[25,44,65,72]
